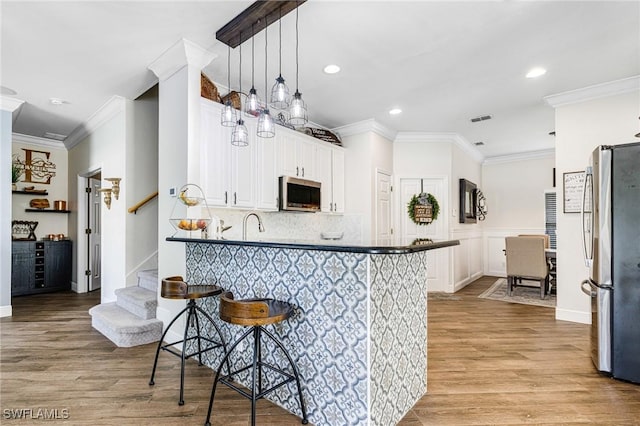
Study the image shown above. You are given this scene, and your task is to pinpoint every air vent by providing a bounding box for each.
[474,141,485,146]
[470,114,492,123]
[43,132,67,141]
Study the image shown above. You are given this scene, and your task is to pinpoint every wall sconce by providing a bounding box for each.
[105,177,121,200]
[98,188,113,209]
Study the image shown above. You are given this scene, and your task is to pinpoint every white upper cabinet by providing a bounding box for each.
[277,128,316,180]
[316,143,345,213]
[199,98,342,213]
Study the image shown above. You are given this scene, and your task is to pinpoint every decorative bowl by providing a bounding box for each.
[170,218,211,231]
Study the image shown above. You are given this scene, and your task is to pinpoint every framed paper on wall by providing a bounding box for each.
[563,171,585,213]
[459,178,477,223]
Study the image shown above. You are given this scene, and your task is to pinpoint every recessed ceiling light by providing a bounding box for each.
[49,98,68,105]
[323,64,340,74]
[526,67,547,78]
[389,108,402,115]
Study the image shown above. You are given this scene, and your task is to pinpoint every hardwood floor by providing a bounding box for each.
[2,277,639,425]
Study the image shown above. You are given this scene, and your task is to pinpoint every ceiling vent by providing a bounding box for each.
[474,141,485,146]
[470,114,492,123]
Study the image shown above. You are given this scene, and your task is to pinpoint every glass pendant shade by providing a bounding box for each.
[270,75,290,109]
[288,91,308,126]
[231,119,249,146]
[245,87,260,117]
[257,108,275,138]
[221,100,237,127]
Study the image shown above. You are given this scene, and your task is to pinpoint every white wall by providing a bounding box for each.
[12,138,69,238]
[553,89,639,324]
[67,98,127,300]
[482,153,555,276]
[1,108,16,316]
[125,86,159,285]
[342,132,372,241]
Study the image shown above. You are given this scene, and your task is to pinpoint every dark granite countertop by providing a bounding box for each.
[167,236,459,254]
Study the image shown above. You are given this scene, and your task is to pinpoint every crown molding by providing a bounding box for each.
[394,132,484,163]
[64,96,127,150]
[483,148,555,165]
[0,96,24,112]
[148,38,216,82]
[12,133,67,149]
[544,75,640,108]
[332,119,397,142]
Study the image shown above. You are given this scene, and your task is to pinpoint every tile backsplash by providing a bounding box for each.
[200,208,363,243]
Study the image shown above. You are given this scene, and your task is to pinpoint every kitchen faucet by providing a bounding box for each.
[242,212,265,240]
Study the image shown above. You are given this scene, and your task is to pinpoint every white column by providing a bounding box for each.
[148,39,216,335]
[1,96,25,317]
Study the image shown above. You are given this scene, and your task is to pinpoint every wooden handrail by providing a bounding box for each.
[128,191,158,214]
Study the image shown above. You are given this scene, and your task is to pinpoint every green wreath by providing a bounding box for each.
[407,193,440,225]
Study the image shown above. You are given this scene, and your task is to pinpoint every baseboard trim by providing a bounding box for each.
[555,307,591,324]
[0,304,13,318]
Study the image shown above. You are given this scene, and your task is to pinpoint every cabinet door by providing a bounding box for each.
[256,135,279,210]
[316,144,333,212]
[331,148,345,213]
[277,132,299,178]
[44,241,71,289]
[201,100,231,207]
[297,139,316,180]
[230,131,256,208]
[11,242,35,296]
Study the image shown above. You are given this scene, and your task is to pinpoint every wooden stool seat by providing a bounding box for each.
[149,276,228,406]
[205,291,308,426]
[161,276,222,300]
[219,291,292,326]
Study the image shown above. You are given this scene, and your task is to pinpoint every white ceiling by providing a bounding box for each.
[2,1,639,158]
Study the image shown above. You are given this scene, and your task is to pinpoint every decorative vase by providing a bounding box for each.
[12,183,17,191]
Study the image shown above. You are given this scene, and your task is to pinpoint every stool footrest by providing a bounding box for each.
[159,336,223,360]
[218,361,296,401]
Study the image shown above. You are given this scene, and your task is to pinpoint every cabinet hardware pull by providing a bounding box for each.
[234,192,237,205]
[302,167,305,177]
[296,166,299,176]
[225,191,228,204]
[330,202,333,211]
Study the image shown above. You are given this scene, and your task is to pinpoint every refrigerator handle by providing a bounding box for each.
[581,279,596,297]
[581,167,593,267]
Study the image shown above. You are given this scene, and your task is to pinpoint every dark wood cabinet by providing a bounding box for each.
[11,240,72,296]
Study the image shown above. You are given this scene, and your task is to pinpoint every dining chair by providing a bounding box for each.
[505,236,550,299]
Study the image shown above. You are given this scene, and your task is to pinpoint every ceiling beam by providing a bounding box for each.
[216,0,307,48]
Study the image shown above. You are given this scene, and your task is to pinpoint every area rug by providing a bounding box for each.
[478,278,556,308]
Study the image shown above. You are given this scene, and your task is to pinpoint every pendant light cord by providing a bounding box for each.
[251,24,255,87]
[278,6,282,76]
[227,45,231,94]
[295,1,299,91]
[239,31,242,96]
[265,15,268,99]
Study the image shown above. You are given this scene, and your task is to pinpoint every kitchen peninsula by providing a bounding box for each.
[168,236,459,426]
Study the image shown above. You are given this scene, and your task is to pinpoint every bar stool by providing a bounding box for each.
[149,276,229,406]
[204,291,308,426]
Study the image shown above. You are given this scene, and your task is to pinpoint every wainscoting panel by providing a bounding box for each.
[451,230,483,292]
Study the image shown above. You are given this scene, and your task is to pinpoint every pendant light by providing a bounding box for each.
[257,14,275,138]
[231,32,249,146]
[221,45,237,127]
[270,6,290,109]
[288,2,308,126]
[244,23,260,117]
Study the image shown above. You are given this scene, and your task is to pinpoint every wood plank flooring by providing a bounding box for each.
[2,276,639,425]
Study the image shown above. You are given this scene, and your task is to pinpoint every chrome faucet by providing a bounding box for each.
[242,212,265,240]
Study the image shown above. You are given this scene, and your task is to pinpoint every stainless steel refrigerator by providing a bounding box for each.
[581,141,640,384]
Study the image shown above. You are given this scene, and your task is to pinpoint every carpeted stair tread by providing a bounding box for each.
[137,269,158,292]
[115,286,157,320]
[89,302,162,334]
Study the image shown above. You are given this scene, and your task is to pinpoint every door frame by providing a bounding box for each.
[76,166,102,294]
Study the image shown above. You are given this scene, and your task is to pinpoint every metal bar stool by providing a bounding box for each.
[149,276,230,406]
[204,291,308,426]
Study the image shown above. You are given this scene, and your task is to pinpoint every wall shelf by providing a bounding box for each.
[13,190,49,195]
[25,209,71,214]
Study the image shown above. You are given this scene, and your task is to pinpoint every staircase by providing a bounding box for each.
[89,269,163,347]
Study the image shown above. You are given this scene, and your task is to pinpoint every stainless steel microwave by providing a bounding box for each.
[279,176,321,212]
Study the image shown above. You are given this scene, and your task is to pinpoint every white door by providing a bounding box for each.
[399,177,450,292]
[375,170,392,239]
[88,177,101,292]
